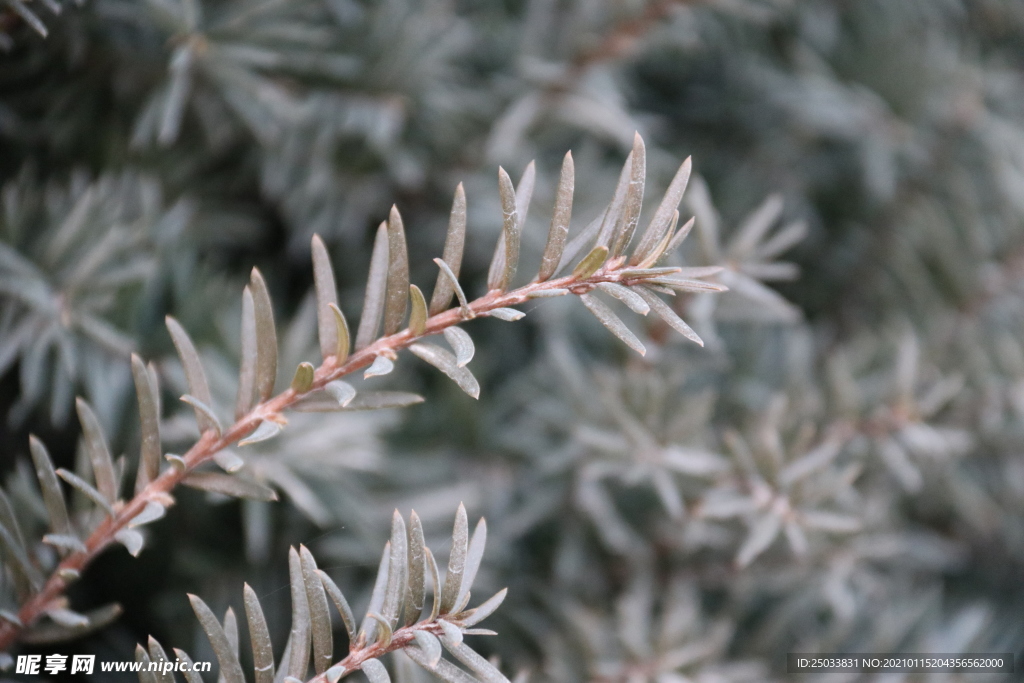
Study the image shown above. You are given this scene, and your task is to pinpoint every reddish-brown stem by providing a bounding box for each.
[0,262,665,652]
[305,619,455,683]
[563,0,687,84]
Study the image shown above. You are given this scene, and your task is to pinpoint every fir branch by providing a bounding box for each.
[142,508,510,683]
[0,140,717,650]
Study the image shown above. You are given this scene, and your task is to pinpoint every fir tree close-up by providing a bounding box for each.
[2,0,1024,681]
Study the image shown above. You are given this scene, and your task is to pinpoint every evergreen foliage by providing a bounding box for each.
[2,0,1024,681]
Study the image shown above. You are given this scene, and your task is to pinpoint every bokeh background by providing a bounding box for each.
[3,0,1024,680]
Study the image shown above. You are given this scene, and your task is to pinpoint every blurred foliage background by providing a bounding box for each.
[3,0,1024,680]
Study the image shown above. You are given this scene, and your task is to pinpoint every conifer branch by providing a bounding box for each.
[0,140,720,651]
[0,241,705,651]
[142,509,509,683]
